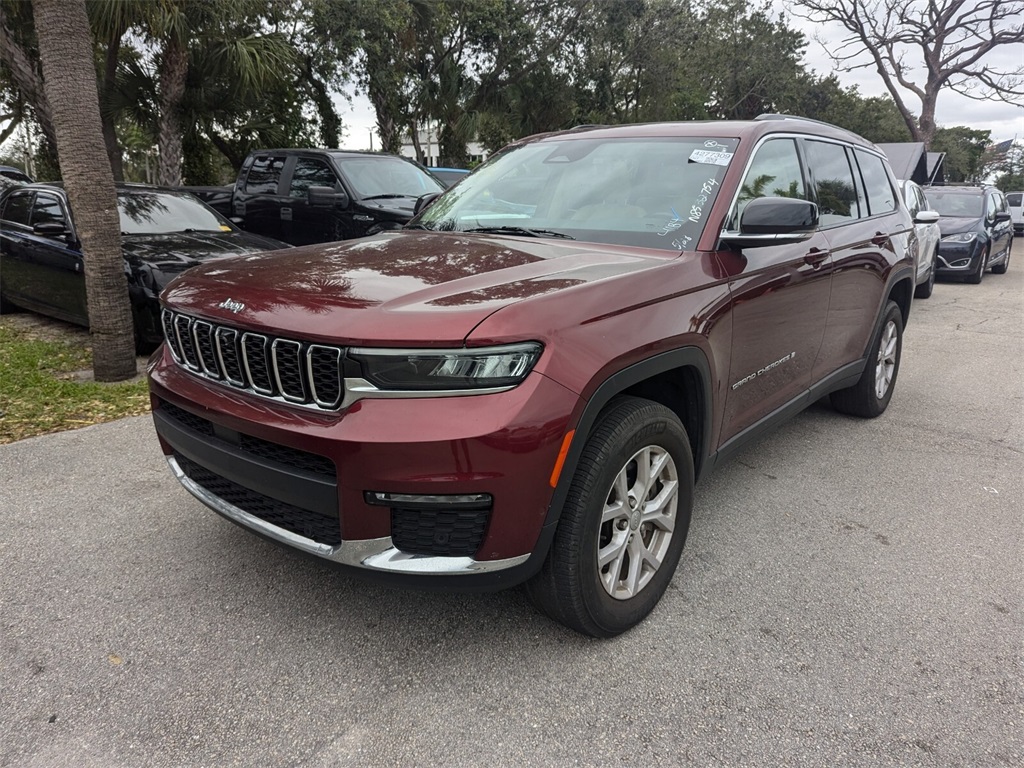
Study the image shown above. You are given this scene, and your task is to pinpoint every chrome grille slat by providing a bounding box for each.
[272,339,307,402]
[161,309,346,411]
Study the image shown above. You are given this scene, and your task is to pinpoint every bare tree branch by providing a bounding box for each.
[791,0,1024,145]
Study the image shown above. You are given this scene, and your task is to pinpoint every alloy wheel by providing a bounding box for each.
[875,320,898,399]
[597,445,678,599]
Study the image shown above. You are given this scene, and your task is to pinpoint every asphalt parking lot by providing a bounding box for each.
[1,241,1021,767]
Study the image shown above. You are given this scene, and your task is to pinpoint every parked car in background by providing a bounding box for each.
[0,165,33,185]
[183,149,446,247]
[430,167,471,187]
[899,179,940,298]
[148,115,916,637]
[1007,191,1023,234]
[929,185,1013,283]
[0,183,288,350]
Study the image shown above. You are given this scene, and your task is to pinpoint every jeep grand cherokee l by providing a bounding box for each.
[148,116,916,637]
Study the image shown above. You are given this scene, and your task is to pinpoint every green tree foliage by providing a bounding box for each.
[931,126,992,183]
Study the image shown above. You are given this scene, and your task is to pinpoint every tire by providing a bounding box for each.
[992,238,1011,274]
[966,245,988,284]
[914,249,936,299]
[526,396,694,637]
[830,301,903,419]
[0,291,19,314]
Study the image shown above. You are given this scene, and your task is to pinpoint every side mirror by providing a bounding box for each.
[720,197,818,248]
[32,221,71,238]
[914,210,940,224]
[414,192,442,216]
[308,185,349,209]
[994,211,1012,223]
[230,216,243,225]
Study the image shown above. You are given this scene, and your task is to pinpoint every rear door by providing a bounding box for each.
[0,190,37,304]
[23,191,88,323]
[806,142,904,382]
[720,136,833,442]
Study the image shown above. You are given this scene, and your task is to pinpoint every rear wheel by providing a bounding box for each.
[830,301,903,418]
[526,397,694,637]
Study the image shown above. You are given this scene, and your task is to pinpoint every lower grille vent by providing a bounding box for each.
[391,506,491,557]
[176,454,341,546]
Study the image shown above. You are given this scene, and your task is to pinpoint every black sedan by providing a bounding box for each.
[0,183,289,349]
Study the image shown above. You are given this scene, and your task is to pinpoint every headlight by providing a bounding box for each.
[941,232,977,243]
[348,342,542,391]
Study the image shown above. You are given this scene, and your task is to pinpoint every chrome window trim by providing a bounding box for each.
[168,455,529,574]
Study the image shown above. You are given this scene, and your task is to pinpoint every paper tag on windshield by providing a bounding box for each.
[688,150,733,166]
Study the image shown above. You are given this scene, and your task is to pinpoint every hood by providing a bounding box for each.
[124,230,288,273]
[356,195,419,219]
[161,230,675,345]
[937,216,983,236]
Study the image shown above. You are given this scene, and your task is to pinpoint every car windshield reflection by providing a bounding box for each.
[118,191,233,235]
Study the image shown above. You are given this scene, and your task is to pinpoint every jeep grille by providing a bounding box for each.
[161,309,345,410]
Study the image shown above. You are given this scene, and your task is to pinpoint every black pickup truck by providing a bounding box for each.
[186,149,446,246]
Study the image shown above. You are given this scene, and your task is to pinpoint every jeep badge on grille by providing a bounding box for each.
[218,298,245,314]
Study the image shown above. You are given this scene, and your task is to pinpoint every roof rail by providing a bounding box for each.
[754,113,840,129]
[567,124,612,132]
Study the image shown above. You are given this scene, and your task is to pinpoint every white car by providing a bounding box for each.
[901,179,940,298]
[1007,191,1023,235]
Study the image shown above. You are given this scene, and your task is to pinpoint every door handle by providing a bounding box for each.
[871,232,889,247]
[803,247,829,267]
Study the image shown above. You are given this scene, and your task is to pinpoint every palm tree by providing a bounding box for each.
[31,0,136,381]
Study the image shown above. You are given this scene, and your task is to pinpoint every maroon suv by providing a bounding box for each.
[149,116,916,637]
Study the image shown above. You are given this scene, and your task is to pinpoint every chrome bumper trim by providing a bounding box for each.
[167,456,529,575]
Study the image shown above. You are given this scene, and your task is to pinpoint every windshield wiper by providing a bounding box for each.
[463,226,576,240]
[361,193,412,200]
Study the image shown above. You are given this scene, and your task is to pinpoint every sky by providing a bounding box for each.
[332,2,1024,151]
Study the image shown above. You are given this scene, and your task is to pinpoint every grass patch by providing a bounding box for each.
[0,323,149,444]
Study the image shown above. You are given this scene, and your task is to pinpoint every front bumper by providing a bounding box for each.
[148,346,579,585]
[935,238,985,275]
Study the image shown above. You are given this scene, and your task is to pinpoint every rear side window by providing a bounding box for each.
[244,155,287,195]
[289,158,337,198]
[2,191,34,226]
[804,140,861,226]
[855,150,897,216]
[1007,192,1022,206]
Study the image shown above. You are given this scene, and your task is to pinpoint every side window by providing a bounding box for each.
[1007,192,1022,207]
[855,150,897,216]
[904,185,921,217]
[1,191,34,226]
[289,158,337,198]
[243,155,287,195]
[916,186,929,213]
[804,140,861,226]
[31,194,68,229]
[731,138,807,227]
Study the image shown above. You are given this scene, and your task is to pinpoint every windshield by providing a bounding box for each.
[118,191,232,234]
[414,136,738,251]
[927,191,983,218]
[341,156,445,199]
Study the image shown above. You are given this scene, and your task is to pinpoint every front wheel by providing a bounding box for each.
[966,246,988,284]
[830,301,903,418]
[991,238,1011,274]
[526,397,694,637]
